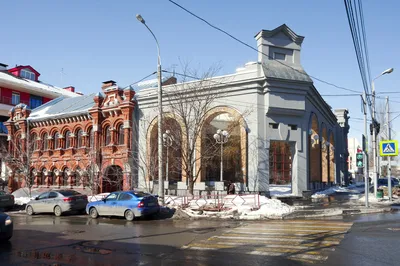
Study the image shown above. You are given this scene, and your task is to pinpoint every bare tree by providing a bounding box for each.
[0,133,35,197]
[162,64,227,195]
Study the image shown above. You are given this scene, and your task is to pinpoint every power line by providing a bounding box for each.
[167,0,361,94]
[124,72,157,89]
[321,94,360,97]
[390,113,400,123]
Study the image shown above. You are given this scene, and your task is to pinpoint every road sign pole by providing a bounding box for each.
[362,93,369,207]
[386,97,392,201]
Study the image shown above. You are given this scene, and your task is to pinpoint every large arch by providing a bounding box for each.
[308,113,321,186]
[329,131,336,183]
[321,124,329,183]
[147,115,183,183]
[199,106,248,185]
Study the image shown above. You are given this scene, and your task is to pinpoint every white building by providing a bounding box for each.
[135,24,350,197]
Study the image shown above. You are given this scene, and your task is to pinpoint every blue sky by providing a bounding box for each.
[1,0,399,141]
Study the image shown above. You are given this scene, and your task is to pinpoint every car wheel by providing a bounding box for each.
[26,205,34,216]
[54,205,63,217]
[90,207,99,219]
[124,210,135,221]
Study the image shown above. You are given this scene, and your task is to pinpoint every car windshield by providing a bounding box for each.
[132,191,150,198]
[58,190,80,196]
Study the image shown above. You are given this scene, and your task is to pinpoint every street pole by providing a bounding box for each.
[213,129,229,183]
[371,68,394,198]
[371,80,378,198]
[220,141,223,182]
[362,93,369,207]
[136,14,164,205]
[386,96,392,201]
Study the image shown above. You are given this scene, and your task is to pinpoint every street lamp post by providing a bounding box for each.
[136,14,164,205]
[371,68,393,198]
[163,130,173,183]
[213,129,229,182]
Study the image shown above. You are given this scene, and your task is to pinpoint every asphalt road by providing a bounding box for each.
[0,211,399,266]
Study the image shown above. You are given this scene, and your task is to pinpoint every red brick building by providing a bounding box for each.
[5,80,136,193]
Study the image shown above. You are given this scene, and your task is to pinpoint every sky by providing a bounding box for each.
[1,0,399,142]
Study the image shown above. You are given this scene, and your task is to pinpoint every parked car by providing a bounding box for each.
[25,190,88,216]
[377,178,399,187]
[86,191,160,221]
[0,191,14,211]
[0,211,13,241]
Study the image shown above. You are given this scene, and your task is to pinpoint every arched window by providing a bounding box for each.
[43,133,48,150]
[77,129,83,148]
[41,169,46,185]
[62,168,69,186]
[104,126,111,146]
[31,133,37,150]
[88,128,94,148]
[54,132,60,149]
[118,124,124,145]
[65,131,71,148]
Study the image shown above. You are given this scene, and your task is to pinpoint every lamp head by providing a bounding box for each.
[382,68,394,75]
[213,133,219,140]
[136,14,145,24]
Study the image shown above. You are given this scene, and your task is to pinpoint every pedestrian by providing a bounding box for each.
[227,181,235,195]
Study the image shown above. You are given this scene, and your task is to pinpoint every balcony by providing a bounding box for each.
[0,96,29,106]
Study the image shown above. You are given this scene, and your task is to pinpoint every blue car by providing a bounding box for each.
[86,191,160,221]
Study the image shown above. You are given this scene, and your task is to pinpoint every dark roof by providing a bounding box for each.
[262,61,312,83]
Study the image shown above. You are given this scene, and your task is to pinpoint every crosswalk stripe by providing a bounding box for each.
[181,220,353,263]
[225,231,347,236]
[222,233,346,240]
[212,236,342,244]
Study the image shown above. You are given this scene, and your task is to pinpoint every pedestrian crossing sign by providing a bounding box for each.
[380,140,398,156]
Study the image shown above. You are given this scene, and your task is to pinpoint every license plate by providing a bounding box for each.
[147,202,155,206]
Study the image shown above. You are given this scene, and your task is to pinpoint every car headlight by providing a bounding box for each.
[5,216,12,226]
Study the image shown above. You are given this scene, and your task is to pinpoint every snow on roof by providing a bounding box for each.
[29,94,95,121]
[0,71,79,98]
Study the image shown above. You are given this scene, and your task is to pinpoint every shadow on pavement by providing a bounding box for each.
[0,228,310,266]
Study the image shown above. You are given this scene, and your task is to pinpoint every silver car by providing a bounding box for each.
[25,190,88,216]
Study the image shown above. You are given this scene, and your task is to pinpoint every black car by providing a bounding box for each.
[0,211,13,241]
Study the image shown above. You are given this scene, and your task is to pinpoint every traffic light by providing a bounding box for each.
[369,120,381,135]
[356,152,364,168]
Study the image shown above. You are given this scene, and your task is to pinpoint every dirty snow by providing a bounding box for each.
[167,194,294,219]
[88,193,110,202]
[269,185,292,196]
[311,184,367,199]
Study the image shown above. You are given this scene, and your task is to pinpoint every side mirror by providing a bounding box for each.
[35,197,39,200]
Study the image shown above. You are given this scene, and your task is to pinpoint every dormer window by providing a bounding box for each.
[274,52,286,61]
[20,69,36,81]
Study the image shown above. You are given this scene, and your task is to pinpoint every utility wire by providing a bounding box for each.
[124,72,157,89]
[167,0,361,94]
[321,94,361,97]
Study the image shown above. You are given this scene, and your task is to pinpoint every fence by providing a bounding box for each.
[164,192,260,211]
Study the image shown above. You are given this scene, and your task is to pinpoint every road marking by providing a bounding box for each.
[182,220,353,263]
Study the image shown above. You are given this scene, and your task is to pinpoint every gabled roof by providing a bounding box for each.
[28,94,95,121]
[8,65,41,76]
[255,24,305,45]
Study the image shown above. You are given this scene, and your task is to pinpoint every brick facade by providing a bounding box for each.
[4,81,136,193]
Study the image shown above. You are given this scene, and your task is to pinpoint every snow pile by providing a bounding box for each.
[88,193,110,202]
[311,184,366,199]
[269,185,292,196]
[14,197,34,205]
[175,195,294,220]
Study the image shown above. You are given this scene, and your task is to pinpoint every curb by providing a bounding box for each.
[283,206,394,219]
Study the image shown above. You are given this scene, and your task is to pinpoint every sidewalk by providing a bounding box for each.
[282,191,400,219]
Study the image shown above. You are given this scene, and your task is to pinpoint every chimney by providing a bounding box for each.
[0,63,8,71]
[63,86,75,92]
[162,76,177,86]
[254,24,304,66]
[102,80,117,90]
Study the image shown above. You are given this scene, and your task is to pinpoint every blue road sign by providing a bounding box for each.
[380,140,398,156]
